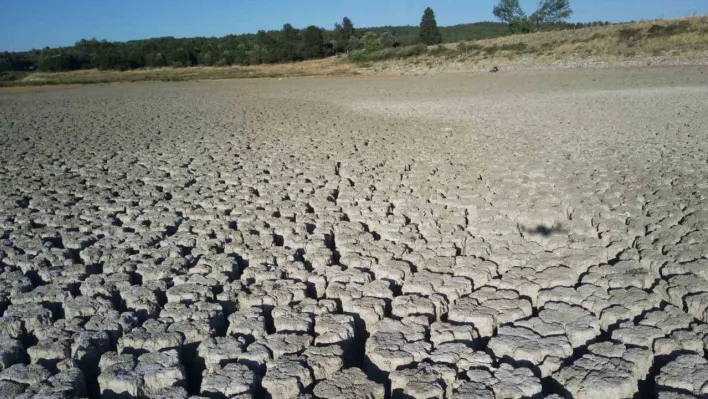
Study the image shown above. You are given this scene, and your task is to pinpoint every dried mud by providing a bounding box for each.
[1,67,707,398]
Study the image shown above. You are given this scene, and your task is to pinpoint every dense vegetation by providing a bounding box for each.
[0,5,610,75]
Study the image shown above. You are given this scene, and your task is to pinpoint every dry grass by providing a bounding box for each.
[462,16,708,59]
[370,16,708,72]
[1,57,357,88]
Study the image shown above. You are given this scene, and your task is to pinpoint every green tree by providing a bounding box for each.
[199,51,215,66]
[347,36,363,52]
[302,26,324,59]
[334,17,356,53]
[280,23,302,61]
[508,18,534,33]
[530,0,573,27]
[39,53,79,72]
[256,30,277,63]
[146,52,167,67]
[342,17,355,38]
[378,32,396,48]
[0,54,12,72]
[419,7,442,45]
[361,31,381,52]
[493,0,573,33]
[167,48,192,67]
[492,0,526,24]
[126,50,145,69]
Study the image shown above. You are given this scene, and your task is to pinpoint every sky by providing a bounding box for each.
[1,0,707,52]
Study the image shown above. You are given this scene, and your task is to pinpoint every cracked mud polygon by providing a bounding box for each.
[1,67,707,398]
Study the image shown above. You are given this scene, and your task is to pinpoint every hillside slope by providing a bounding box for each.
[357,17,708,73]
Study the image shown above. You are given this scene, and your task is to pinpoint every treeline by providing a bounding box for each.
[0,16,612,73]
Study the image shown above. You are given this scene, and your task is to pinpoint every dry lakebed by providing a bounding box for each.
[0,67,707,398]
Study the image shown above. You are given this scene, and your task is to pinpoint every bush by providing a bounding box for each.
[0,71,25,82]
[540,41,560,51]
[378,32,396,48]
[618,28,642,43]
[500,42,528,52]
[647,24,665,36]
[509,18,534,34]
[648,20,691,37]
[347,37,363,51]
[457,42,483,53]
[427,45,451,56]
[349,44,426,62]
[395,44,427,57]
[484,45,500,55]
[578,32,606,42]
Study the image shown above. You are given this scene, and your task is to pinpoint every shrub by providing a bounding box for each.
[647,24,666,37]
[457,42,483,53]
[484,45,500,55]
[378,32,396,48]
[395,44,427,57]
[666,20,691,35]
[427,45,450,56]
[500,42,528,52]
[648,20,691,37]
[347,37,363,51]
[618,28,642,43]
[361,31,381,53]
[349,44,426,62]
[572,32,605,44]
[509,18,534,34]
[540,40,559,51]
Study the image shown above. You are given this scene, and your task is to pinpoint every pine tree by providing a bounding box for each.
[419,7,442,45]
[334,17,356,53]
[302,26,325,59]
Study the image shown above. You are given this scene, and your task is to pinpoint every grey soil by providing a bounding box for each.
[1,66,707,398]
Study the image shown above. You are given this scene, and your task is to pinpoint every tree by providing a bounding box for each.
[279,23,302,61]
[302,26,324,59]
[167,48,192,67]
[0,54,12,72]
[378,32,395,48]
[530,0,573,27]
[361,31,381,52]
[256,30,277,63]
[419,7,442,45]
[508,18,534,33]
[493,0,573,33]
[126,50,145,69]
[492,0,526,24]
[39,53,79,72]
[334,17,356,53]
[146,52,167,68]
[199,51,215,66]
[342,17,355,38]
[347,36,362,52]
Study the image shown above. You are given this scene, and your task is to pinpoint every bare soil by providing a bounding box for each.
[1,67,707,398]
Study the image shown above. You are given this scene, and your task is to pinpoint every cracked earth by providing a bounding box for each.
[0,67,707,399]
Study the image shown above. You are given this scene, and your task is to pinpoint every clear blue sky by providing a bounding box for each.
[1,0,707,51]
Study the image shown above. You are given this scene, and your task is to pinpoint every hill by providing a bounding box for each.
[353,16,708,72]
[2,17,705,87]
